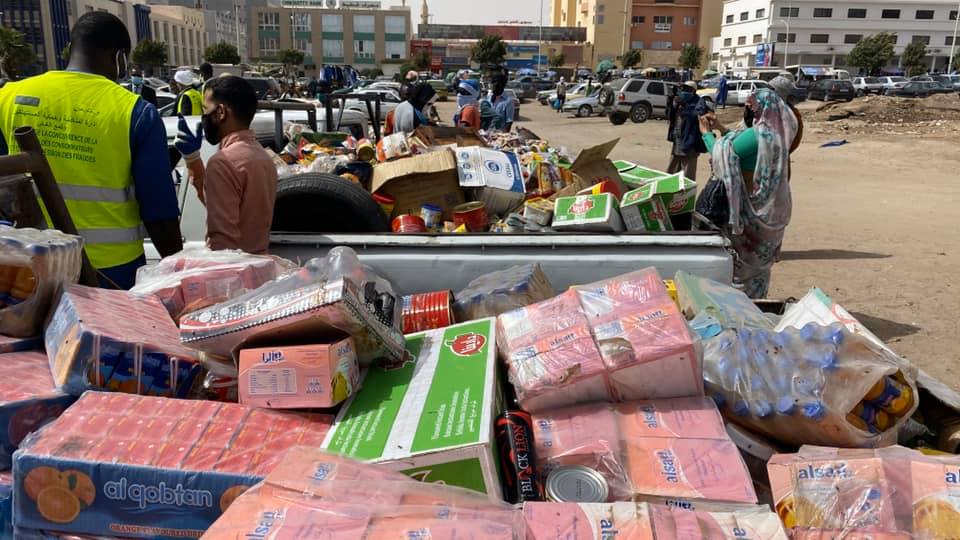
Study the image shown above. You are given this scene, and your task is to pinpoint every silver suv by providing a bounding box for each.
[601,78,680,124]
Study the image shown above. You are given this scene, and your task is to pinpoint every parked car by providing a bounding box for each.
[876,76,909,92]
[507,76,555,100]
[426,80,449,101]
[885,82,932,98]
[852,77,884,96]
[932,74,960,91]
[603,78,680,124]
[701,80,771,106]
[562,89,603,117]
[807,79,856,101]
[925,80,956,95]
[503,89,521,117]
[539,82,589,105]
[341,89,401,120]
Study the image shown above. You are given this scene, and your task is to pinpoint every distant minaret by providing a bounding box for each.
[421,0,429,26]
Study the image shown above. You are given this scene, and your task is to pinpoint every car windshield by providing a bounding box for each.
[609,79,629,91]
[892,77,907,82]
[754,81,769,88]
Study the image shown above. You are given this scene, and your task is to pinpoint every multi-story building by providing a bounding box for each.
[202,6,249,62]
[715,0,960,73]
[550,0,714,68]
[415,24,588,71]
[149,4,207,68]
[248,3,411,70]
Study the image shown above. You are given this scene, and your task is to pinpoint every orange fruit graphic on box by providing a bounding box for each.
[25,467,66,501]
[220,485,249,512]
[36,486,81,524]
[914,497,960,539]
[62,469,96,507]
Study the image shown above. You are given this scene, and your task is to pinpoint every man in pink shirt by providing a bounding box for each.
[175,76,276,254]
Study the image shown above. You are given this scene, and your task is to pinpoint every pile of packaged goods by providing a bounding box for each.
[6,220,960,539]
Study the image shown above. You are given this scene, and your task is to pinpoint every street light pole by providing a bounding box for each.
[538,0,543,75]
[621,0,629,58]
[780,18,790,68]
[949,0,960,73]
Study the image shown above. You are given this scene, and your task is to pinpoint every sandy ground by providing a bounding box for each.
[435,97,960,387]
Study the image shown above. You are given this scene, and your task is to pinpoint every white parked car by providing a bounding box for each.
[876,76,909,91]
[702,80,770,106]
[341,89,402,121]
[852,77,885,96]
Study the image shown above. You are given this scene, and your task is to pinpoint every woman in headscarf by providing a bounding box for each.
[698,88,799,298]
[392,82,438,133]
[453,79,481,128]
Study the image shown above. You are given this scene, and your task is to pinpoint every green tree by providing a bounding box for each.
[620,48,643,69]
[412,50,431,70]
[901,41,928,76]
[132,39,168,73]
[847,32,897,76]
[396,62,416,81]
[204,42,241,65]
[278,48,305,77]
[0,27,37,79]
[361,67,384,78]
[548,52,566,68]
[471,35,507,66]
[679,44,704,71]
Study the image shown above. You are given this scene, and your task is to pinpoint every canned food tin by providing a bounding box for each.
[401,290,454,334]
[356,138,376,162]
[495,410,544,503]
[453,201,489,233]
[392,214,427,234]
[420,204,443,231]
[373,192,396,218]
[545,465,609,503]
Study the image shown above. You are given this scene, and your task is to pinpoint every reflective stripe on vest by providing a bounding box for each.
[0,71,143,269]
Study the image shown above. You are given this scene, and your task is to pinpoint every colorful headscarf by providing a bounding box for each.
[456,79,480,110]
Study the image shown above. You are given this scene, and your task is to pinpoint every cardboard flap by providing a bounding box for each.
[570,138,619,171]
[413,126,486,148]
[569,138,626,193]
[371,149,458,193]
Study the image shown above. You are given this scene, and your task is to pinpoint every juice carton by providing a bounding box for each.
[909,451,960,538]
[614,397,729,440]
[649,504,788,539]
[238,337,360,409]
[523,502,655,540]
[552,193,625,232]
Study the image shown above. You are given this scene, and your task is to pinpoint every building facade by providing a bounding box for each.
[149,4,206,68]
[715,0,960,73]
[202,7,249,62]
[248,4,411,69]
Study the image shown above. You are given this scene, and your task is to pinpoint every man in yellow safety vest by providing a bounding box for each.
[0,12,183,288]
[174,69,203,116]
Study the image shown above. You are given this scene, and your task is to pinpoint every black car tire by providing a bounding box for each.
[272,173,390,233]
[630,103,651,124]
[598,87,615,107]
[577,105,592,117]
[609,111,628,125]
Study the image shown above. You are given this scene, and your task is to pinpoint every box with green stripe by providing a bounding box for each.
[321,318,502,500]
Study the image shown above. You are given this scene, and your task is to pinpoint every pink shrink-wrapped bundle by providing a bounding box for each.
[130,247,298,320]
[648,503,788,539]
[497,269,701,412]
[202,447,520,540]
[531,398,757,505]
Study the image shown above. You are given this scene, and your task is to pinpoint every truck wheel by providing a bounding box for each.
[272,173,390,233]
[630,103,651,123]
[598,87,615,107]
[577,105,592,117]
[609,112,628,125]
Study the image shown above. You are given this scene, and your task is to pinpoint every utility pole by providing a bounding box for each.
[621,0,629,58]
[538,0,543,75]
[949,0,960,73]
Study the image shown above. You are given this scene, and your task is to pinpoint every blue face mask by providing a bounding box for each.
[131,76,143,85]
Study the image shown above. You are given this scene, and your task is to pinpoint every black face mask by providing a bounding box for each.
[201,112,222,145]
[743,106,755,128]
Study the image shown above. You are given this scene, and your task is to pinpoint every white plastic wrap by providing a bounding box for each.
[453,263,554,321]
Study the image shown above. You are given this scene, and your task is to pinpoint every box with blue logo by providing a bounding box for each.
[455,146,526,216]
[13,391,333,538]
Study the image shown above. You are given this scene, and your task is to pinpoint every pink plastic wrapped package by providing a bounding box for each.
[203,447,521,540]
[531,398,757,504]
[130,247,298,320]
[497,269,701,412]
[647,504,788,539]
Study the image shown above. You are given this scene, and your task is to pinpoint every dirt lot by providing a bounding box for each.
[436,96,960,386]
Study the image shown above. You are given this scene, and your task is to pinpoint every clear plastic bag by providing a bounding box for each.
[0,226,82,338]
[203,447,521,539]
[674,270,776,331]
[453,263,555,322]
[130,247,298,320]
[530,397,757,505]
[497,268,702,412]
[702,324,919,448]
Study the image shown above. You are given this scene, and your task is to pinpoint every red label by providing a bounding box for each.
[570,198,595,216]
[447,333,487,356]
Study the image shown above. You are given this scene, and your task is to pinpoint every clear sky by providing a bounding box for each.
[397,0,545,27]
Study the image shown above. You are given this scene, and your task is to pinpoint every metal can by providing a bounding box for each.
[495,410,544,503]
[453,201,489,232]
[420,204,443,231]
[373,193,396,218]
[356,138,376,162]
[545,465,609,503]
[401,290,454,334]
[391,214,427,234]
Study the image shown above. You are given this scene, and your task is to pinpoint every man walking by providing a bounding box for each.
[556,77,567,114]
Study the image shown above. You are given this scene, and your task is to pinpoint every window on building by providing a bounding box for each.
[844,34,862,44]
[952,10,958,21]
[632,15,645,25]
[711,52,719,60]
[595,14,604,24]
[912,35,930,45]
[258,12,279,30]
[776,33,797,43]
[353,15,374,33]
[725,14,733,23]
[651,41,672,49]
[322,39,343,57]
[947,36,955,46]
[723,37,732,46]
[385,40,405,59]
[780,7,799,17]
[653,15,672,32]
[163,23,169,42]
[752,34,762,43]
[294,38,311,56]
[354,38,375,58]
[322,14,342,32]
[683,16,695,25]
[756,8,765,18]
[293,13,311,32]
[848,8,866,18]
[915,10,934,20]
[810,34,829,44]
[385,15,405,34]
[173,47,179,64]
[153,21,159,38]
[881,9,900,19]
[737,36,746,45]
[188,29,194,48]
[631,40,644,49]
[739,11,748,21]
[596,3,604,11]
[813,8,832,18]
[259,36,278,57]
[654,0,673,3]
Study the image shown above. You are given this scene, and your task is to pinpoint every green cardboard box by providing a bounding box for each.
[551,193,625,232]
[614,160,672,188]
[620,183,674,232]
[322,318,502,499]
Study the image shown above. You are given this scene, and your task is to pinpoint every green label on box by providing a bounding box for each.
[403,457,487,493]
[554,194,610,222]
[411,320,490,452]
[622,184,655,205]
[324,336,425,459]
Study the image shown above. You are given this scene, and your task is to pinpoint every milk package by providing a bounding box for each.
[768,445,960,539]
[12,392,333,538]
[497,268,702,412]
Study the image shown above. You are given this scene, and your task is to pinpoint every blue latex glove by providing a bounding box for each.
[174,114,203,162]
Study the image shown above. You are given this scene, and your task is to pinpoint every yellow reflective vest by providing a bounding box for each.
[176,87,203,116]
[0,71,144,269]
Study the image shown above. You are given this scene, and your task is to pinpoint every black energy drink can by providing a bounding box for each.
[495,410,544,503]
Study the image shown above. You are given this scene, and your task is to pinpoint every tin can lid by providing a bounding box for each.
[545,465,609,503]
